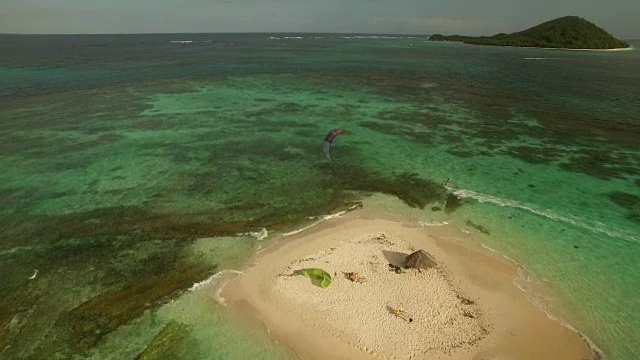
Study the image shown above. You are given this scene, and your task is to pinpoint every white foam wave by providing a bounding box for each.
[523,57,568,60]
[255,243,271,255]
[169,40,212,44]
[189,270,244,306]
[480,244,515,263]
[306,209,347,221]
[418,221,449,227]
[237,228,268,240]
[0,245,36,256]
[453,189,639,244]
[341,35,401,39]
[267,35,419,41]
[543,313,606,359]
[513,268,606,359]
[306,203,362,221]
[284,204,362,237]
[283,220,322,237]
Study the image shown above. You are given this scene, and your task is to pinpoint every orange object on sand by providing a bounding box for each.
[349,272,366,283]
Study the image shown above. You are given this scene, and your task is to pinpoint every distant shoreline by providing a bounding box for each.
[436,40,634,52]
[538,46,633,52]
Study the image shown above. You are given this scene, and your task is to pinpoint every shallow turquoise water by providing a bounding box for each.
[1,34,639,359]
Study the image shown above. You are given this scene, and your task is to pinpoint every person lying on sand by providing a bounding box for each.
[349,272,366,283]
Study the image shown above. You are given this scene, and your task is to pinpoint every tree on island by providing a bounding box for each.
[429,16,629,49]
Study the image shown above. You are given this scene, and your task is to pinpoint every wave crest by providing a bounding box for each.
[189,270,244,306]
[453,188,639,244]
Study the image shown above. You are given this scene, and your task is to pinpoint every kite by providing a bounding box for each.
[323,128,348,162]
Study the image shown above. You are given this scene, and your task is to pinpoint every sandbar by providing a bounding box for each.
[222,209,597,360]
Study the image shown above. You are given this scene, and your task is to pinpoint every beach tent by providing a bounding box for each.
[405,250,437,270]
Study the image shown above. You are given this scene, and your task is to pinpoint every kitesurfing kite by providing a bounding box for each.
[323,128,348,162]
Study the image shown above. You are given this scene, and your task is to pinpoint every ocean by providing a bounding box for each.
[1,33,639,359]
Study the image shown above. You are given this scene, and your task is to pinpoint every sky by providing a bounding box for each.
[1,0,638,38]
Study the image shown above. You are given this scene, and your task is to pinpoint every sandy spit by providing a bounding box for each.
[221,212,597,360]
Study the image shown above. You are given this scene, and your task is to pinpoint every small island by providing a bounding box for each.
[429,16,630,50]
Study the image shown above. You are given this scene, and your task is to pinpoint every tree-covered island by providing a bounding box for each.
[429,16,630,49]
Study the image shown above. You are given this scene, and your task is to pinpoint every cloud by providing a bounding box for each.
[370,16,507,35]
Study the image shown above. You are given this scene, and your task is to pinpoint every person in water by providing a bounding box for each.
[445,177,450,186]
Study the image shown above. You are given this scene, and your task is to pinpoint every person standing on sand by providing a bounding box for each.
[395,306,414,322]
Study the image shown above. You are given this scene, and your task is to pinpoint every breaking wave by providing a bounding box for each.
[418,221,449,227]
[341,35,406,39]
[453,188,639,244]
[479,243,516,263]
[513,268,606,359]
[267,35,422,41]
[282,221,321,237]
[168,40,212,44]
[283,203,362,237]
[0,245,36,256]
[189,270,244,306]
[523,57,569,60]
[238,228,268,240]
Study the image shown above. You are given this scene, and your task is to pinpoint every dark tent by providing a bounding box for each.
[405,250,437,270]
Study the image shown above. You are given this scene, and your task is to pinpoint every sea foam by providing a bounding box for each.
[513,267,606,359]
[523,57,568,60]
[418,221,449,227]
[237,228,268,240]
[453,188,639,244]
[283,203,362,237]
[189,270,244,306]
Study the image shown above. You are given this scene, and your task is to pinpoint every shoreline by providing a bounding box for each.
[219,206,598,360]
[432,40,634,52]
[540,46,633,52]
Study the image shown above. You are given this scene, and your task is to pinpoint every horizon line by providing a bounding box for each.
[0,31,431,36]
[1,32,637,41]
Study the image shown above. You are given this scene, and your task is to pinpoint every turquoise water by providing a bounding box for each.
[1,34,639,359]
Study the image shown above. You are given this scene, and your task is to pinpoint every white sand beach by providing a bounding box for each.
[222,209,597,360]
[542,46,634,51]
